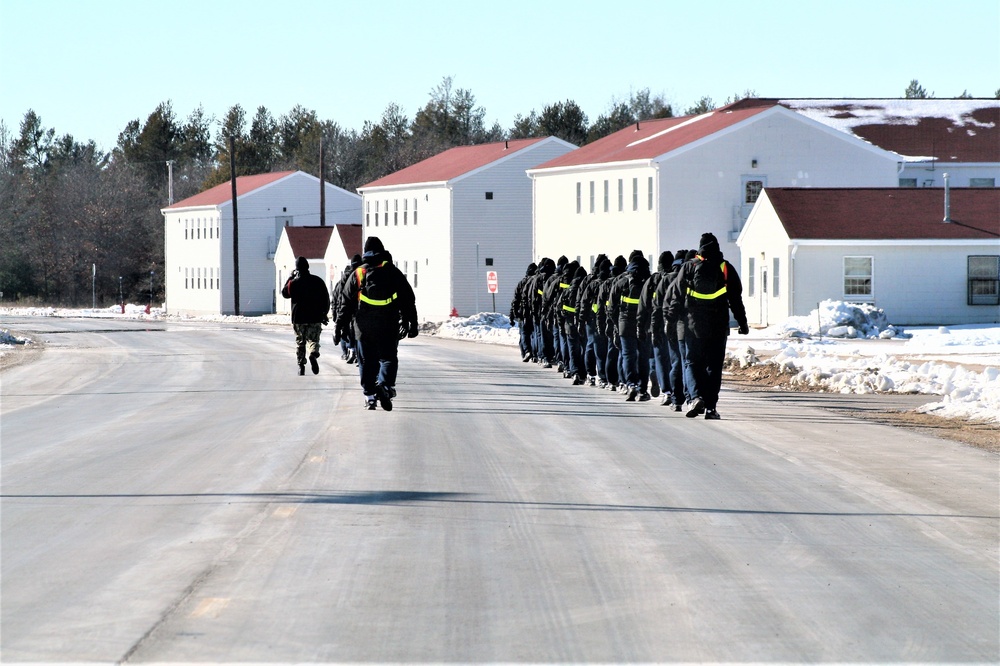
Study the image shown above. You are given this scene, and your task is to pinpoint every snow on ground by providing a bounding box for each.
[3,302,998,424]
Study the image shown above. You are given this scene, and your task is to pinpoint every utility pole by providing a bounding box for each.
[319,137,326,227]
[166,160,175,205]
[229,136,241,316]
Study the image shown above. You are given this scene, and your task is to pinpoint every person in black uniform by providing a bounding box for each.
[281,256,331,376]
[608,250,652,402]
[510,262,537,362]
[664,233,749,419]
[335,237,418,411]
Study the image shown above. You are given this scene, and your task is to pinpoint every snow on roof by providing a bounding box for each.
[764,187,1000,240]
[779,99,1000,163]
[164,171,297,209]
[360,138,551,189]
[285,226,335,259]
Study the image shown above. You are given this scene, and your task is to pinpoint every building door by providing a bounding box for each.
[760,266,769,327]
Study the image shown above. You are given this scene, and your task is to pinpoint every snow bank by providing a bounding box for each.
[777,300,909,339]
[437,312,519,346]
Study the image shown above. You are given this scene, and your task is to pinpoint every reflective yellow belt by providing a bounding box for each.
[592,304,599,313]
[562,304,576,313]
[621,296,639,305]
[686,261,728,300]
[360,292,397,306]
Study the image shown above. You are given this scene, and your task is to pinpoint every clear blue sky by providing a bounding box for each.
[2,0,998,152]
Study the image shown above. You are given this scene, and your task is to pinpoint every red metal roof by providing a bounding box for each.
[336,223,363,258]
[361,138,550,188]
[779,99,1000,163]
[165,171,296,209]
[764,187,1000,240]
[533,103,777,169]
[285,226,335,259]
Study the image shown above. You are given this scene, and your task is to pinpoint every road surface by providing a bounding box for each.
[1,317,997,662]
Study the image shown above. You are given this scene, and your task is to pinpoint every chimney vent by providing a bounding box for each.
[943,173,951,223]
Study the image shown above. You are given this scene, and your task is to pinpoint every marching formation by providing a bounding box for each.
[509,233,750,420]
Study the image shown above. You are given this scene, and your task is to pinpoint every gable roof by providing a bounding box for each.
[532,102,778,170]
[779,99,1000,163]
[335,223,362,258]
[360,138,552,188]
[763,187,1000,240]
[285,226,335,259]
[165,171,296,209]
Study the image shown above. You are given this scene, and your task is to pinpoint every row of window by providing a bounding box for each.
[182,218,221,240]
[899,177,996,188]
[365,197,419,228]
[577,177,656,214]
[184,267,219,290]
[746,255,1000,306]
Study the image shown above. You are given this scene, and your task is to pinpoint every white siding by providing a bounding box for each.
[162,172,360,316]
[360,185,452,321]
[361,138,576,320]
[533,164,659,268]
[790,242,1000,325]
[736,194,793,327]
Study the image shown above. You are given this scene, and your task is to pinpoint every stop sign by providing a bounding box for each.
[486,270,499,294]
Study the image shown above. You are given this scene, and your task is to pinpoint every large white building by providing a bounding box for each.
[737,187,1000,326]
[161,171,361,315]
[357,137,576,320]
[527,100,902,270]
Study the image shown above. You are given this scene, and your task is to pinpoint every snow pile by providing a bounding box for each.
[1,328,32,349]
[437,312,519,346]
[779,300,909,339]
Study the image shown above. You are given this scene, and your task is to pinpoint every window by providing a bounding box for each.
[413,261,418,288]
[394,211,398,226]
[576,182,581,214]
[747,257,755,296]
[413,198,418,225]
[773,258,780,297]
[485,258,494,266]
[970,178,996,188]
[185,267,189,289]
[603,180,609,212]
[589,181,595,213]
[844,256,873,299]
[968,255,1000,305]
[485,191,494,200]
[648,176,654,210]
[184,220,188,240]
[404,198,408,225]
[899,178,917,188]
[618,179,623,211]
[366,213,370,227]
[632,178,638,211]
[745,180,763,205]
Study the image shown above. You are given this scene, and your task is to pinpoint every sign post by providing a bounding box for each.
[486,270,498,312]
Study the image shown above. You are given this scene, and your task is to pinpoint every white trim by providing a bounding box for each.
[527,159,653,177]
[359,181,449,194]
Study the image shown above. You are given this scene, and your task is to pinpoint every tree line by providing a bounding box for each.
[0,78,994,306]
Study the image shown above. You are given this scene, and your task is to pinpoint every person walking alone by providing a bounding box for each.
[281,256,331,376]
[335,237,418,411]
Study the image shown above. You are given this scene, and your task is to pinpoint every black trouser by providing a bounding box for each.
[683,333,727,410]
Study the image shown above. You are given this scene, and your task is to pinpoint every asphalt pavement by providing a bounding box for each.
[1,317,997,662]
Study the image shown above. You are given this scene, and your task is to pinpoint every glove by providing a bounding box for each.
[398,321,409,340]
[333,327,342,345]
[407,320,418,338]
[738,323,750,335]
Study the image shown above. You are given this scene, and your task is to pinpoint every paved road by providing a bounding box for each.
[1,317,997,662]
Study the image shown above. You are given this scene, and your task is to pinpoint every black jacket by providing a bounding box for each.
[281,269,330,324]
[664,248,747,339]
[336,250,417,340]
[608,258,650,339]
